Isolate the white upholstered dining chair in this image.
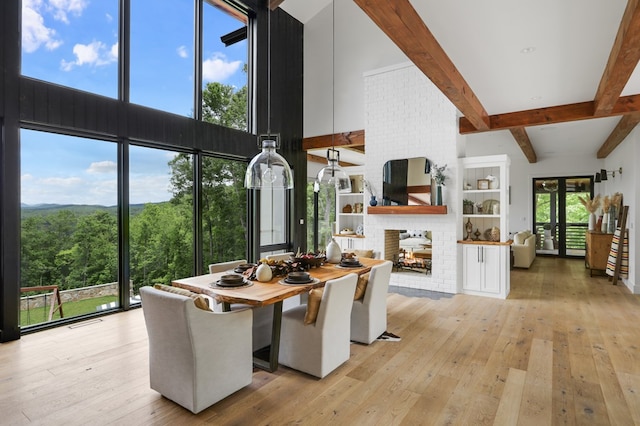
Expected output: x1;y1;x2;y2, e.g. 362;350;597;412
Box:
140;286;252;414
208;259;272;351
266;252;308;306
208;259;247;274
350;260;393;344
278;273;358;378
265;252;294;262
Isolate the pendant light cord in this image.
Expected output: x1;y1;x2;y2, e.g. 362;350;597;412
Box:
331;0;335;176
267;7;272;137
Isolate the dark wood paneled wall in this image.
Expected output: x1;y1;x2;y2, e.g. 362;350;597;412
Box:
1;1;304;342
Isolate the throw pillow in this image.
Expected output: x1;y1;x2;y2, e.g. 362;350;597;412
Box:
154;284;211;311
353;249;374;259
304;287;325;325
399;232;410;240
354;272;370;300
513;233;525;245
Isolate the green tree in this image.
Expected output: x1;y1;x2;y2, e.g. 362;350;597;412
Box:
21;210;78;289
67;211;117;288
202;66;247;131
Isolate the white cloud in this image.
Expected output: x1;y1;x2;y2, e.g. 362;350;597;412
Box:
60;40;118;71
177;45;189;59
22;2;63;53
203;53;242;82
48;0;89;24
87;160;117;174
129;175;173;204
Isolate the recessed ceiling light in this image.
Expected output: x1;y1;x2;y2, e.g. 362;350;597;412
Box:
530;96;541;100
521;47;536;54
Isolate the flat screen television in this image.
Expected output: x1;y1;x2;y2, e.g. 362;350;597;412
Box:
382;157;432;206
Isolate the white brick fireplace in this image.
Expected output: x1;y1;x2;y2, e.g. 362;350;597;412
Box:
363;63;461;293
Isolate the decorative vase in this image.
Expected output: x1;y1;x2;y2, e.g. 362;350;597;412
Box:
255;262;273;282
369;195;377;206
326;238;342;263
435;185;443;206
601;213;609;233
465;218;473;241
588;213;596;231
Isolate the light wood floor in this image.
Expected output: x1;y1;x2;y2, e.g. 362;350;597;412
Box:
2;257;640;425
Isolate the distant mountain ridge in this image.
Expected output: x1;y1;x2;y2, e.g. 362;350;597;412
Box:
21;203;158;218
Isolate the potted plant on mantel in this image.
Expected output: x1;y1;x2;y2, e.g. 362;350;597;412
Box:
463;199;474;214
364;180;377;206
432;163;447;206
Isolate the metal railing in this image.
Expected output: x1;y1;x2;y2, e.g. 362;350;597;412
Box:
534;222;587;251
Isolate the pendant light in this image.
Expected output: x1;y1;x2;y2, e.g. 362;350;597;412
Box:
244;5;294;189
314;0;352;194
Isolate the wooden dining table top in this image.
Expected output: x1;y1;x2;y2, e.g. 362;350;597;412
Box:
172;257;384;307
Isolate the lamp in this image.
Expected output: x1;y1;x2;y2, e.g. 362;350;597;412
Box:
314;0;352;194
598;167;623;181
244;5;293;189
316;148;352;192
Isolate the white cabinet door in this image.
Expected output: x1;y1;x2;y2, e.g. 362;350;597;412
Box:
480;245;501;293
462;245;482;291
462;244;503;294
334;236;366;251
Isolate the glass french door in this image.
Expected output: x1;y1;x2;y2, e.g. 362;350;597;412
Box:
533;176;593;257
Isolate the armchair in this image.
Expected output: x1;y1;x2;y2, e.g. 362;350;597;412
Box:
512;230;536;268
140;286;252;414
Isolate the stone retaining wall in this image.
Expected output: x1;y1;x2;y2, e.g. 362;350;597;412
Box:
20;282;119;310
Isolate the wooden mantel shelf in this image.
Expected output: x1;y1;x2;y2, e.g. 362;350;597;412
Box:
368;205;447;215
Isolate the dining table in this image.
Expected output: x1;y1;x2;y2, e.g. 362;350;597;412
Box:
172;257;384;372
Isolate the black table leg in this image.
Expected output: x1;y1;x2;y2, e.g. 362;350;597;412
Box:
252;300;283;372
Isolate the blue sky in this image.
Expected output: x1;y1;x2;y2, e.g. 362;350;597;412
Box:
21;130;182;206
20;0;248;206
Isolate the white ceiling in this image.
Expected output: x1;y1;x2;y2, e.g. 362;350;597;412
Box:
280;0;639;164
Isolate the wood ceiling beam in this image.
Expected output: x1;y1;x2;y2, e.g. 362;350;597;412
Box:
269;0;285;11
509;127;537;163
597;112;640;158
306;153;358;167
459;93;640;134
353;0;490;131
302;130;365;150
593;0;640;116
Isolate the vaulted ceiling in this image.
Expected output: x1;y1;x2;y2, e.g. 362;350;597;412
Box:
276;0;640;164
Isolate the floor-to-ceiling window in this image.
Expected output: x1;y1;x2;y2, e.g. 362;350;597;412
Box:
3;1;303;342
534;177;592;257
20;130;119;327
308;180;336;253
21;0;118;98
200;156;248;272
129;146;194;298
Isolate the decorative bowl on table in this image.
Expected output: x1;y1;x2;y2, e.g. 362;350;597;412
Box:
284;271;312;284
292;254;326;269
217;274;245;287
339;256;362;267
234;263;255;273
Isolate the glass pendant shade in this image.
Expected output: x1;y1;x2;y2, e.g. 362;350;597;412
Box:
315;149;351;193
244;139;294;189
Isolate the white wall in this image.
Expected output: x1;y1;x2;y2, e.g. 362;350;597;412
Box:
364;63;458;293
303;1;407;138
603;128;638;292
